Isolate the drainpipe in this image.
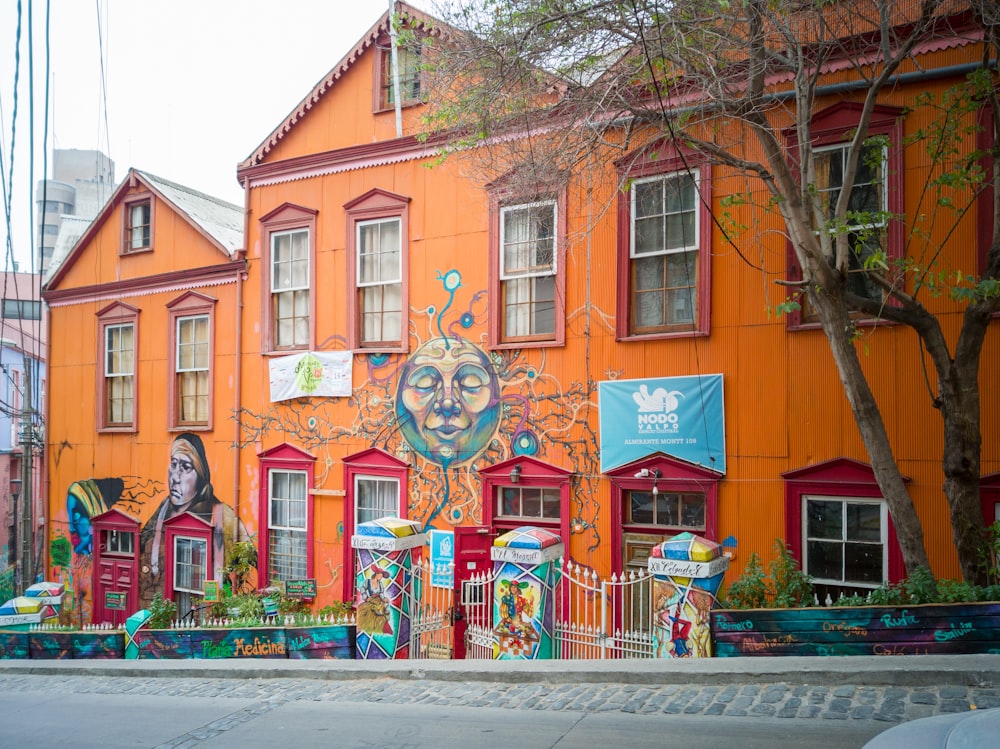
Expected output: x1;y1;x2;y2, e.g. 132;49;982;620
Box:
233;179;249;546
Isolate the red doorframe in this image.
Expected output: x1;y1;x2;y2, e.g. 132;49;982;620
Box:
91;508;139;626
452;525;494;659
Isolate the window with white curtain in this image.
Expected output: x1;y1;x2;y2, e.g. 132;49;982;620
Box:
500;201;556;341
105;323;134;425
357;218;402;346
268;469;308;582
355;476;400;526
126;200;151;251
271;229;310;349
176;314;209;425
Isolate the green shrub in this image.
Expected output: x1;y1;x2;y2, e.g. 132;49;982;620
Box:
769;540;814;607
147;593;177;629
724;552;769;608
723;540;814;609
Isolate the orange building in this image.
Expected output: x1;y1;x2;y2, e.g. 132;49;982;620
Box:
43;3;999;629
43;169;246;624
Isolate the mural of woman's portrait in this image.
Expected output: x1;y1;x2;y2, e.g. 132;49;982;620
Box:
395;337;501;468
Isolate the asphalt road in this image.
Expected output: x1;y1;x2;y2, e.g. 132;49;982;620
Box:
0;679;890;748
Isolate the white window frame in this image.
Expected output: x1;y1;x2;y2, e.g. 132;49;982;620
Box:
356;217;403;345
500;200;557;340
175;314;210;425
173;535;208;595
270;228;311;350
629;170;700;329
126;200;151;251
814;141;888;234
105;322;134;425
802;495;888;589
354;475;400;527
495;485;561;524
267;468;309;582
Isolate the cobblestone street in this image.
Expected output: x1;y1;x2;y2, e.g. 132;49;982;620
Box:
1;673;994;724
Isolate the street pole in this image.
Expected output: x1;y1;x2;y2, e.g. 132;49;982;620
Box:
19;359;33;594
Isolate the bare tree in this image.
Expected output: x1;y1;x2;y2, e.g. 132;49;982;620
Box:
415;0;999;581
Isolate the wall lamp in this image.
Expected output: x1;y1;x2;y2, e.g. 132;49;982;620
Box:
634;467;662;496
509;464;522;483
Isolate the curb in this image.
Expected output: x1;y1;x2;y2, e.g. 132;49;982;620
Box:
2;654;1000;688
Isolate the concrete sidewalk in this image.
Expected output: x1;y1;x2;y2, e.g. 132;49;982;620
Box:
3;653;1000;688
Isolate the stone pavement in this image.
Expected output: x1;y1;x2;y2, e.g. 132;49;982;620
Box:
2;672;995;725
2;654;1000;725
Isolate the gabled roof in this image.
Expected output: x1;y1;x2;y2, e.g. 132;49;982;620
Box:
141;171;243;253
44;168;243;291
238;1;445;170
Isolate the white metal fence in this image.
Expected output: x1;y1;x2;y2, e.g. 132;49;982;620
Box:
456;558;657;660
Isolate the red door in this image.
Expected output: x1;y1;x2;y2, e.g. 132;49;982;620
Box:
452;525;494;658
94;556;135;626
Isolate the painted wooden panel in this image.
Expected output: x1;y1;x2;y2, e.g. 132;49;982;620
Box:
28;631;75;659
72;632;125;659
0;632;29;659
285;625;356;659
713;603;1000;657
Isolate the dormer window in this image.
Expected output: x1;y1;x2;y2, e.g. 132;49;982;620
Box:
121;194;153;254
375;36;422;111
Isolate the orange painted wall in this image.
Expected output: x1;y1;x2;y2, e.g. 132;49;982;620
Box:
234;32;999;612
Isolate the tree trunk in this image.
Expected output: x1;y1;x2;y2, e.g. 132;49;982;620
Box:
809;289;932;576
940;335;989;585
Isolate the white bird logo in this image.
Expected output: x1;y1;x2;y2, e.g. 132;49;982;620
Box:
633;385;684;413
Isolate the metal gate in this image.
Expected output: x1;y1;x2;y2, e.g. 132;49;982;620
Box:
452;559;657;660
553;559;656;659
407;558;456;659
461;567;497;659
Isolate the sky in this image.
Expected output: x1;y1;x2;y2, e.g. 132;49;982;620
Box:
1;0;433;274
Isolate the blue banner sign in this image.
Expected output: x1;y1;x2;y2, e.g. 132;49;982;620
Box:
598;374;726;474
428;530;455;589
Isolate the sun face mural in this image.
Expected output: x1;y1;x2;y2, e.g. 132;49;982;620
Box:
395;336;501;468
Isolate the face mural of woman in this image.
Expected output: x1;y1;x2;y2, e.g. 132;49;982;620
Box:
395;337;502;467
168;438;206;509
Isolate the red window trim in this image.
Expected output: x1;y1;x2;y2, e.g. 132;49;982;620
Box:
120;192;154;255
342;447;411;600
344;188;411;354
163;512;213;605
486;182;567;349
981;472;1000;525
606;453;721;576
782;457;905;584
615;141;713;340
96;301;140;433
478;456;573;541
166;291;217;431
784;102;905;330
259;203;318;354
257;443;317;589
